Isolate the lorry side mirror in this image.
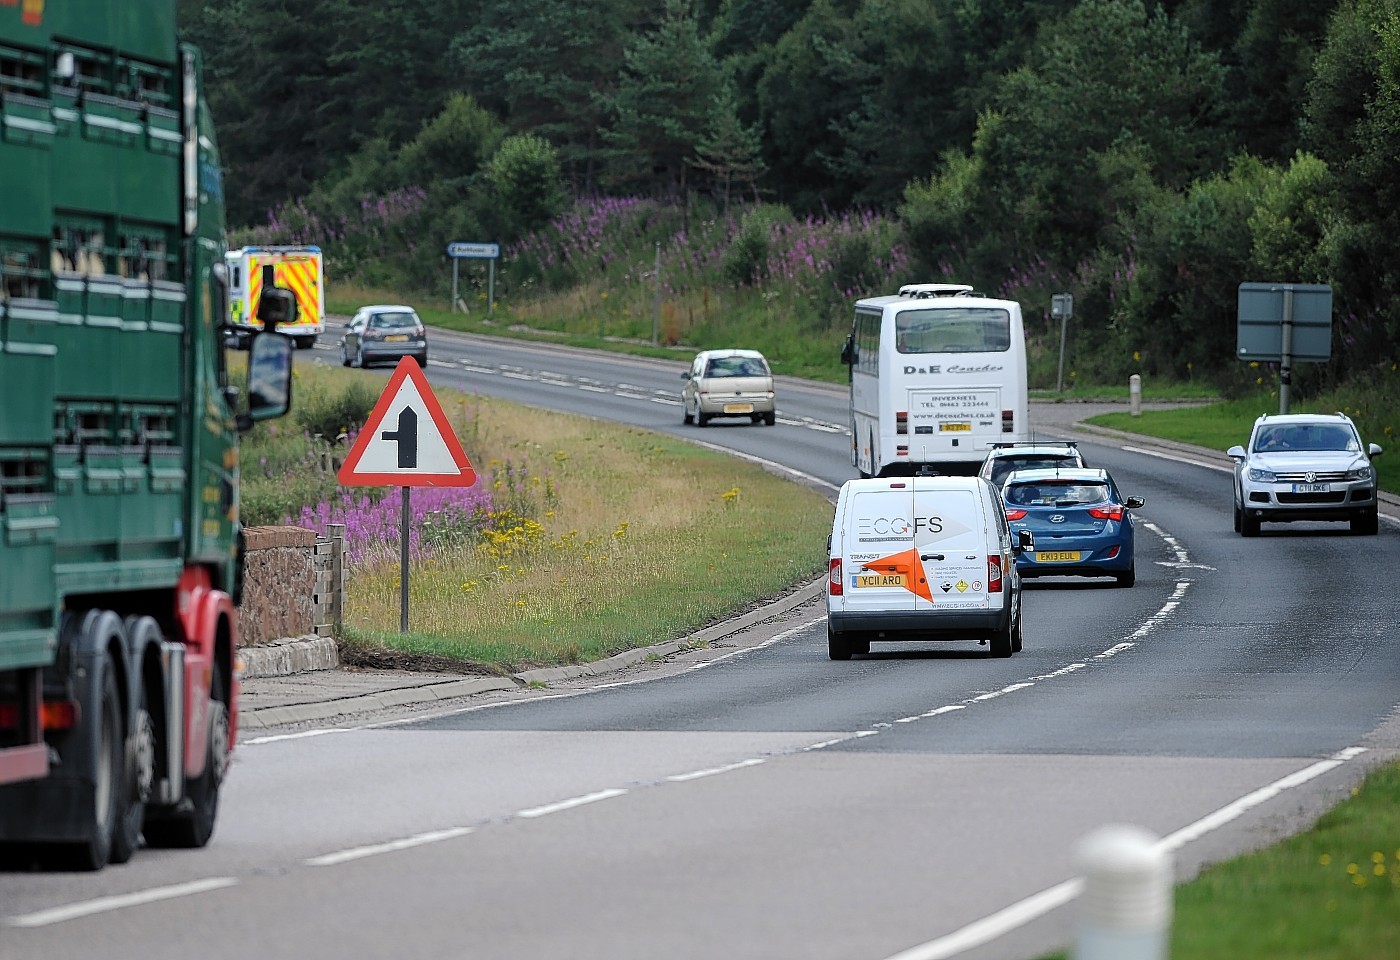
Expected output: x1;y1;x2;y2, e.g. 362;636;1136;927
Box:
257;286;299;326
238;332;294;431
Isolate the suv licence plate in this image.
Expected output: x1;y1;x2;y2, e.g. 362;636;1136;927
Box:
1292;483;1330;493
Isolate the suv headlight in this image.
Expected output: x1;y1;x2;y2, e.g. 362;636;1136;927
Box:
1346;465;1373;481
1247;466;1277;482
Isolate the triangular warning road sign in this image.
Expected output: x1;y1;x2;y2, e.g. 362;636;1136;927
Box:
337;357;478;487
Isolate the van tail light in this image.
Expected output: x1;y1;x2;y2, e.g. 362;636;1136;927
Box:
896;411;908;435
1002;409;1015;433
988;555;1003;593
1088;505;1124;521
1005;508;1027;520
828;558;843;596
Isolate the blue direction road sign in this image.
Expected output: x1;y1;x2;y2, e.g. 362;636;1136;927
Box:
446;241;499;259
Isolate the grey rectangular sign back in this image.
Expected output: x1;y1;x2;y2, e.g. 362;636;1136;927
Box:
1236;282;1332;362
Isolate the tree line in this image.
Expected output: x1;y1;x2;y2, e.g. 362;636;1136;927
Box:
179;0;1400;389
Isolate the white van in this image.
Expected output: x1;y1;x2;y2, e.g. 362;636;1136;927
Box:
825;475;1032;659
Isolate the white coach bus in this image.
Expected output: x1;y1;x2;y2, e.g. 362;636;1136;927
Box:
840;283;1029;477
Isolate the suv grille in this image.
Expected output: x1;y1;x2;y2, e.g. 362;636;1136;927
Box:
1273;470;1347;482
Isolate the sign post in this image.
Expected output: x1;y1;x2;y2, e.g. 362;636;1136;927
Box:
1052;293;1074;392
446;241;500;315
337;357;478;631
1236;283;1332;415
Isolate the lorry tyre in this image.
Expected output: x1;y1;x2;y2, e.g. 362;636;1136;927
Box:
110;684;155;865
67;665;123;871
296;335;315;350
144;666;227;849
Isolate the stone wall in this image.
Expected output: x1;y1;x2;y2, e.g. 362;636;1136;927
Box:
237;524;344;648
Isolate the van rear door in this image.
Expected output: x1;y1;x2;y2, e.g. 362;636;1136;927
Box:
839;484;918;614
909;486;992;612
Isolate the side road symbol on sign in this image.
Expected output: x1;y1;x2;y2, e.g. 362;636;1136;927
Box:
337;357;478;487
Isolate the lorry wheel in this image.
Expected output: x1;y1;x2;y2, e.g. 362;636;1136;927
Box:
296;336;316;350
66;667;123;871
144;667;227;849
110;686;155;865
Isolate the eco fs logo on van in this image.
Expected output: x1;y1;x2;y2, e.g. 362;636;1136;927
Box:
856;515;971;545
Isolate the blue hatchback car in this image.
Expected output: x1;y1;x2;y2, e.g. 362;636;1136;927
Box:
1001;467;1144;587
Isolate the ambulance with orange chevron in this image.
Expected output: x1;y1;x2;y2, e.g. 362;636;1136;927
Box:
225;244;325;349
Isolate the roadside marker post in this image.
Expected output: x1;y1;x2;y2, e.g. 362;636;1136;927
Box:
338;357;478;631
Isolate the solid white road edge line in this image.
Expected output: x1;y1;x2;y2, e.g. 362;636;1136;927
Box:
878;746;1369;960
6;877;239;929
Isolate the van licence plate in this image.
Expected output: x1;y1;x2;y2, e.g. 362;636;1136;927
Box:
385;334;409;342
940;422;971;432
1036;550;1081;562
1292;482;1330;493
723;403;753;414
855;573;907;588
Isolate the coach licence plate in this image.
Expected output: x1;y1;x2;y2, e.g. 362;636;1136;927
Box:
940;422;971;432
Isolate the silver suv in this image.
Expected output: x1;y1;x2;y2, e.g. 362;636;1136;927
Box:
1227;413;1382;536
978;442;1085;489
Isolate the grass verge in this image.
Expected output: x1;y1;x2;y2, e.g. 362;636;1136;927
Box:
251;358;832;670
1036;759;1400;959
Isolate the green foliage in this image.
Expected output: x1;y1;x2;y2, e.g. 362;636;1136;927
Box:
599;0;725;195
293;378;380;443
721;204;789;287
399;93;505;191
484;134;567;239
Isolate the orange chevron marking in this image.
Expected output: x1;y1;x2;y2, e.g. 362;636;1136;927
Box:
860;548;932;602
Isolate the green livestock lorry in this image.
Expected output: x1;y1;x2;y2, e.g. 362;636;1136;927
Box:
0;2;295;869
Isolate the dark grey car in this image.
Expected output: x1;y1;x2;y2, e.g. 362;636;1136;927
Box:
341;305;428;368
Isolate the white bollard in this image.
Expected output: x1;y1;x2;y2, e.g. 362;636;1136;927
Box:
1073;824;1172;960
1129;374;1142;417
